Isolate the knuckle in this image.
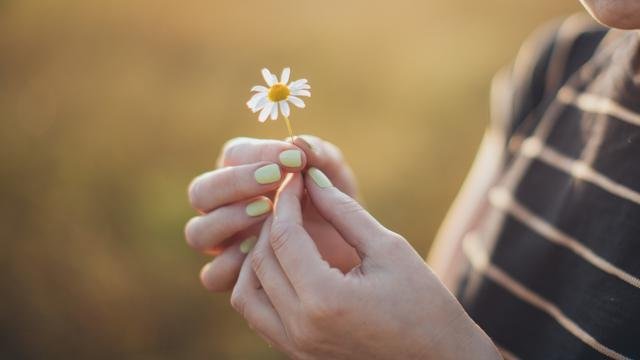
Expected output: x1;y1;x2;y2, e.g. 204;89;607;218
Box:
228;167;246;197
381;230;408;254
290;326;315;352
191;169;238;212
258;142;274;162
187;177;201;208
226;211;246;232
306;301;334;323
184;217;201;248
335;197;363;217
230;288;246;316
222;137;245;154
269;221;295;252
385;229;406;242
305;297;339;322
221;137;246;165
250;250;268;276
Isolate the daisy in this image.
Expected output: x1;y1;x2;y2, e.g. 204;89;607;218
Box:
246;67;311;138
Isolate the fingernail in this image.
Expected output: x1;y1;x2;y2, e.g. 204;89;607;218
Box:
246;198;272;217
279;149;302;168
239;236;257;254
254;164;281;184
308;167;332;188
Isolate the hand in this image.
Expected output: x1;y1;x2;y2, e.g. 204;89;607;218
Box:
231;171;500;359
185;136;360;291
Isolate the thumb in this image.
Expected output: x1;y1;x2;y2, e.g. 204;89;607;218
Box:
304;167;394;264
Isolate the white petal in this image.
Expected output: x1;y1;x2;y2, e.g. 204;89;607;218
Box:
287;96;306;108
247;92;267;109
279;101;290;117
262;68;275;86
290;83;311;91
271;74;278;84
270;102;279;120
288;79;308;88
251;85;268;93
291;90;311;97
251;96;268;113
259;102;273;122
280;68;290;84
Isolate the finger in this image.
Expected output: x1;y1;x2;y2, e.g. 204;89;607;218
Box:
250;217;299;316
304;167;390;261
292;135;358;197
220;137;307;170
207;222;262;255
271;173;334;291
185;196;272;251
189;162;282;212
200;234;257;292
231;247;291;352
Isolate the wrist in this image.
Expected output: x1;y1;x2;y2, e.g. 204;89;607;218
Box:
429;310;501;360
460;320;502;360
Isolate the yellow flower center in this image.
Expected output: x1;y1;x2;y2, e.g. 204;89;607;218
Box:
268;83;290;102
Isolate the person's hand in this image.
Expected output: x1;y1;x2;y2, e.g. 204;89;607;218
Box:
185;136;360;292
231;171;500;359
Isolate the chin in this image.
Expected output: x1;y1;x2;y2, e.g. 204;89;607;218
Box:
580;0;640;29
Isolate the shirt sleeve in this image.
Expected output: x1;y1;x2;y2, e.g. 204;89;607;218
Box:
488;19;563;143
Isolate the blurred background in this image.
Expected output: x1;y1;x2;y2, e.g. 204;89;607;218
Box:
1;0;582;358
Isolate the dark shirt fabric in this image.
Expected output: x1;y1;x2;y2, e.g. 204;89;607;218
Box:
456;14;640;360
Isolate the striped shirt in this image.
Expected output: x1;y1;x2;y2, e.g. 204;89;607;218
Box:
455;14;640;360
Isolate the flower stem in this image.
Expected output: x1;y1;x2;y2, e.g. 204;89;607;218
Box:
283;116;295;142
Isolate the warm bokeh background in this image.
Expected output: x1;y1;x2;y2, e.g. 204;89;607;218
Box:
1;0;582;358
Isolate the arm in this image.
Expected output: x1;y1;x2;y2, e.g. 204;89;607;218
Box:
230;171;501;359
428;125;507;291
429;17;572;291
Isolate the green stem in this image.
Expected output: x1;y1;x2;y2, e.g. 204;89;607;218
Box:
284;116;295;142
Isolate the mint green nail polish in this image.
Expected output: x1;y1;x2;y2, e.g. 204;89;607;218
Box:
240;236;257;254
246;198;271;217
254;164;281;184
279;149;302;168
308;167;332;188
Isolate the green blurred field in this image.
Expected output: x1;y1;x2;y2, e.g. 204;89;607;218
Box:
1;0;581;358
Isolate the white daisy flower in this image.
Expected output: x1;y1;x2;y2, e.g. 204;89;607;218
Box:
246;67;311;123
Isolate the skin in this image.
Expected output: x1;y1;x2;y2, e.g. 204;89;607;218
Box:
230;173;500;359
580;0;640;29
186;136;499;358
429;2;640;289
186;136;360;291
184;4;640;356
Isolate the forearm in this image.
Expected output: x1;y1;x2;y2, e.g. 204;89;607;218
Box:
428;128;506;290
433;313;502;360
421;304;502;360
